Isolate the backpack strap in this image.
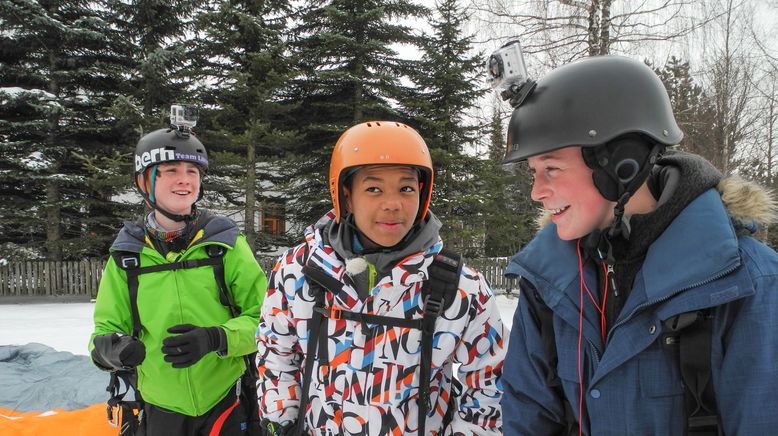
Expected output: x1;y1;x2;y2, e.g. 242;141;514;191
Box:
662;310;720;436
417;248;462;435
295;244;328;436
204;245;240;317
203;244;263;433
111;250;227;336
111;252;143;338
106;370;144;433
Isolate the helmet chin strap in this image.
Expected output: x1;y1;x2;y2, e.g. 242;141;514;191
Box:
585;142;664;263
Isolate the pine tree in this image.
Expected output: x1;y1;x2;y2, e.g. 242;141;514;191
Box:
403;0;499;256
189;0;298;252
654;56;717;164
282;0;427;229
106;0;201;119
483;107;538;256
1;0;136;260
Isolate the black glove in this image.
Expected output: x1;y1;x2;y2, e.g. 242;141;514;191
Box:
161;324;225;368
260;418;297;436
91;333;146;371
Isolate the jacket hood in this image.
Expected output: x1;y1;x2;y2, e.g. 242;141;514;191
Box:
717;175;778;233
110;209;240;253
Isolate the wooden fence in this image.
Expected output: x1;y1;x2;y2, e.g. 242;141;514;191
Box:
0;256;516;299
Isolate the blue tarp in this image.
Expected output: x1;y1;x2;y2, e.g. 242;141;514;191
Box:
0;343;108;411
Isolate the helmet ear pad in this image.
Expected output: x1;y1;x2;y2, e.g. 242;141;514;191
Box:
581;134;661;202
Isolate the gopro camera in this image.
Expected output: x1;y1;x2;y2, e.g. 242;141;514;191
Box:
169;104;198;131
487;41;528;90
487;41;535;107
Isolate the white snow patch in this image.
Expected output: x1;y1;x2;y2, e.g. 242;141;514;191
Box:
0;295;519;356
0;87;55;99
21;151;54;170
0;303;94;356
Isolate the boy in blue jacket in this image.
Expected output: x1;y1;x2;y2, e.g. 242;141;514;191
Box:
500;55;778;435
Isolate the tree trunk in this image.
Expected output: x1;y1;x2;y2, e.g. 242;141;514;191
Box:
45;180;62;261
599;0;612;55
46;25;62;261
354;60;364;123
587;0;601;56
244;141;257;252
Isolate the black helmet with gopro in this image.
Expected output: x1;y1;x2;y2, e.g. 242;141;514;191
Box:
503;55;682;244
134;104;209;223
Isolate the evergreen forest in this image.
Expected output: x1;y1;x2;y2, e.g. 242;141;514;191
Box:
2;0;777;261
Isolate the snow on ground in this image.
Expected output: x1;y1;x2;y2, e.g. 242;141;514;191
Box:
0;294;519;355
0;303;96;356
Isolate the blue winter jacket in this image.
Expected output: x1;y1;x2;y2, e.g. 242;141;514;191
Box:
502;185;778;435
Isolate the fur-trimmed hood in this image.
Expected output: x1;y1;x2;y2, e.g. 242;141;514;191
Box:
717;175;778;232
534;174;777;234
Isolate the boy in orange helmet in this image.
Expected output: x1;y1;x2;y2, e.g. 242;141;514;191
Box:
256;121;507;435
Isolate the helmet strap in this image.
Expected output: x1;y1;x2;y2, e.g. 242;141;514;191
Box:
582;136;664;244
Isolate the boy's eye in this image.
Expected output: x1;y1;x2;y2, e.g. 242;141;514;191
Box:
401;186;416;192
366;187;381;193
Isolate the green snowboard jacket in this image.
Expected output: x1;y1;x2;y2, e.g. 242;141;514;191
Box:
90;211;267;416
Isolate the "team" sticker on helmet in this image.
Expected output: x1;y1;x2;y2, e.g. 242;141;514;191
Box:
175;153;208;166
135;147;175;171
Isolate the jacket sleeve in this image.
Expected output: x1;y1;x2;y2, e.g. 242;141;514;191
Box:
714;248;778;434
220;235;268;357
501;278;570;435
89;257;134;355
256;248;305;425
447;269;507;435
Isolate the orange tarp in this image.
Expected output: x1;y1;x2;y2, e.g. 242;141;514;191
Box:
0;404;117;436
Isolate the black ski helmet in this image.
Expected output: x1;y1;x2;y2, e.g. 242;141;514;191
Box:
504;55;682;202
134;128;209;221
504;55;682;162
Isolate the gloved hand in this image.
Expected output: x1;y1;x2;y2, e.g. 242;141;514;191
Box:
161;324;225;368
91;333;146;371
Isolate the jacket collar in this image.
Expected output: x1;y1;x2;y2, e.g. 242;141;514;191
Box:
304;211;442;314
110;209;239;254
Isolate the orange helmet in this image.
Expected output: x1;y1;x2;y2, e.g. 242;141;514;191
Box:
329;121;434;223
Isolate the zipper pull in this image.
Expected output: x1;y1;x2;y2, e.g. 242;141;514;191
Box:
606;263;618;297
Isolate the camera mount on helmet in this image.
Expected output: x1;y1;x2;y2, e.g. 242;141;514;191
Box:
487;40;537;108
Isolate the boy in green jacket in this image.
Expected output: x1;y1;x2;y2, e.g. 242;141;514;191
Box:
90;121;267;435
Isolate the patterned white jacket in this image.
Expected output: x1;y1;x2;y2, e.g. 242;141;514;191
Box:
256;211;507;435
